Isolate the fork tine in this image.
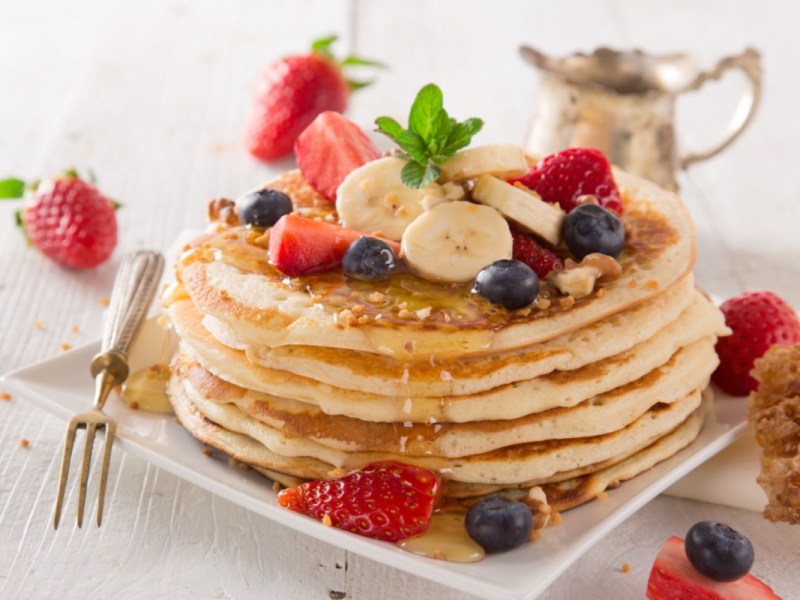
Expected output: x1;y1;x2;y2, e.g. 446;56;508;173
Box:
54;420;80;529
96;422;116;527
76;423;97;528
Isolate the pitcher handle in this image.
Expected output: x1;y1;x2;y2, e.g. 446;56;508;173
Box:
679;48;762;169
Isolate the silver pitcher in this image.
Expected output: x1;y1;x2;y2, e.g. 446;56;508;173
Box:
521;46;762;190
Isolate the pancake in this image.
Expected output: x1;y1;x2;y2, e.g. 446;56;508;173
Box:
169;287;724;423
175;168;695;359
192;273;698;399
171;365;704;485
173;335;716;457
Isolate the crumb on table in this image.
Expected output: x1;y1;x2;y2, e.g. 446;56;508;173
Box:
0;392;11;401
34;320;44;330
19;439;30;448
621;562;631;573
60;342;72;352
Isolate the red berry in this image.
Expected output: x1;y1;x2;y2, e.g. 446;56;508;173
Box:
295;111;381;201
277;461;441;542
511;147;623;214
21;175;117;269
511;230;562;278
647;536;780;600
268;214;398;276
712;291;800;396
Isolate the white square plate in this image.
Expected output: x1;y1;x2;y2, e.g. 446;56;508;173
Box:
0;317;747;600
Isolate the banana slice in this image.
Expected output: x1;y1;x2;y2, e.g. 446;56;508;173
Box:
440;144;529;182
472;175;565;246
336;156;427;241
401;201;512;283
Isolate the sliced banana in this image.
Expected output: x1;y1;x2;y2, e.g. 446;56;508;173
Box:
472;175;565;246
401;201;512;283
336;156;427;241
440;144;529;183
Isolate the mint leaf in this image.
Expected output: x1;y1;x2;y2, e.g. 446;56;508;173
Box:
0;178;25;199
375;83;483;188
401;161;440;188
443;118;484;154
408;83;443;141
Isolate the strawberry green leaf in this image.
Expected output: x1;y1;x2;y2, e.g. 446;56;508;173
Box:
347;78;375;92
341;56;386;68
0;178;25;199
401;161;440;189
311;34;338;60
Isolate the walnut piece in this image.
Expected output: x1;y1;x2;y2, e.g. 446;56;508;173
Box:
207;198;240;226
548;253;622;299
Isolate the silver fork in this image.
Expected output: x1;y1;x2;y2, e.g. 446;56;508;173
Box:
53;250;165;528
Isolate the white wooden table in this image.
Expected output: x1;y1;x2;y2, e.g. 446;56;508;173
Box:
2;1;799;598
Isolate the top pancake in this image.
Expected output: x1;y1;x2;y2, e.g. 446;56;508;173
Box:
173;167;695;359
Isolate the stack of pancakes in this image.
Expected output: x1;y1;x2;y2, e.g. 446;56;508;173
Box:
165;167;729;511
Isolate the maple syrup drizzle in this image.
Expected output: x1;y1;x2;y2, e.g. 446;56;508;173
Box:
397;511;485;563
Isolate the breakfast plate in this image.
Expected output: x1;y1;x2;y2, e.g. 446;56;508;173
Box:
0;312;748;600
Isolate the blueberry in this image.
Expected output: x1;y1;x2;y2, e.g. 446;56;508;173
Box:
562;203;625;260
342;237;397;280
465;496;532;553
685;521;754;582
237;188;293;228
473;259;539;310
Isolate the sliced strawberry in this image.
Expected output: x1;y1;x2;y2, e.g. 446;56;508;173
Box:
712;291;800;396
511;147;623;214
278;461;441;542
647;537;781;600
294;111;381;202
268;214;399;276
511;229;562;278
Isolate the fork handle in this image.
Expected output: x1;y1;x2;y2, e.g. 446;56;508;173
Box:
101;250;165;357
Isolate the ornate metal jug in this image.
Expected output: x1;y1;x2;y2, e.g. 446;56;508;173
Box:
521;46;762;190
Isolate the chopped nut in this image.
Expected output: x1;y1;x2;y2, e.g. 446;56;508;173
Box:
524;486;552;533
397;309;410;319
322;513;333;527
550;511;563;525
252;231;270;248
415;307;432;320
272;481;282;492
129;401;140;410
559;295;575;309
349;291;361;299
356;315;369;325
207;198;239;226
596;287;606;298
440;370;454;382
202;448;213;457
33;320;44;330
328;467;347;478
536;297;551;310
60;342;72;352
621;563;631;574
0;392;11;401
516;307;532;317
404;340;416;354
19;439;30;448
337;309;357;327
350;304;366;316
549;253;622;299
596;491;608;501
432;550;446;561
367;291;385;303
575;194;599;206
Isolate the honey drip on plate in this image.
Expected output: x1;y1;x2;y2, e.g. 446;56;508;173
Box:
397;511;485;563
121;364;172;413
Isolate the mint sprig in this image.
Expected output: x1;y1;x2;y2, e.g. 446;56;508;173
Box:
375;84;483;188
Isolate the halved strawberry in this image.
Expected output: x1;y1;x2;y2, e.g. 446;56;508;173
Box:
278;461;441;542
511;147;623;214
294;111;381;202
647;536;781;600
268;214;399;276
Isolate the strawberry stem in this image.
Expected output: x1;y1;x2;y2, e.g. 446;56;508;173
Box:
309;34;384;94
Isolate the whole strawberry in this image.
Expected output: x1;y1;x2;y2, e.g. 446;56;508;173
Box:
511;229;563;278
246;35;382;161
277;461;441;542
511;147;623;214
3;171;118;269
713;291;800;395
